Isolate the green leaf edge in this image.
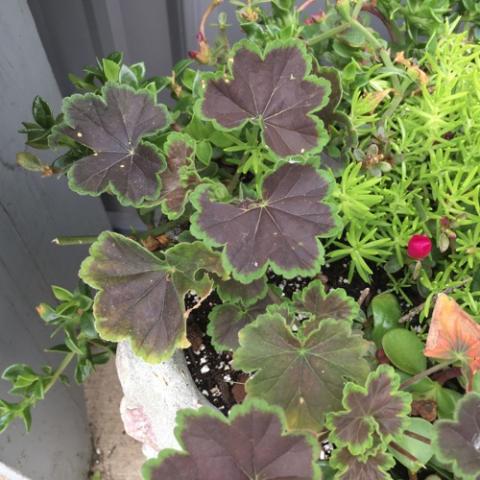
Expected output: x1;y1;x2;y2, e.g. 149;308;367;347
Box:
141;398;322;480
326;365;412;457
142;131;199;219
217;277;269;307
59;82;171;207
432;392;480;480
194;38;332;158
292;279;360;323
207;302;248;352
329;444;395;480
189;164;342;283
78;231;185;363
234;312;371;432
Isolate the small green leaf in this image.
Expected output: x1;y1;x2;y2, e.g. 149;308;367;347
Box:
382;328;427;375
75;358;94;384
369;293;401;347
91;351;111;365
102;58;120;82
51;285;74;302
119;64;138;87
32;96;54;129
16;152;44;172
196;140;213;165
20;407;32;432
389;418;434;473
46;344;70;354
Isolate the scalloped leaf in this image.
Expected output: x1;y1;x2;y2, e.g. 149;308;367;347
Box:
424;294;480;378
293;279;359;331
208;290;278;352
191;163;339;282
156;133;200;219
315;66;357;174
79;234;224;363
217;277;268;307
164;241;226;299
330;447;395;480
199;40;331;157
79;232;184;362
234;312;370;432
433;392;480;480
142;399;321;480
326;365;411;456
61;84;170;206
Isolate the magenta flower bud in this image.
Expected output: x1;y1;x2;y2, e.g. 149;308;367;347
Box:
407;234;432;260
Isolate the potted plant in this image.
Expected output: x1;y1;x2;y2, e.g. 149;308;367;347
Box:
3;0;480;478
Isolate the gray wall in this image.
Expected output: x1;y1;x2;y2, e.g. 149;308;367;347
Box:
0;1;110;479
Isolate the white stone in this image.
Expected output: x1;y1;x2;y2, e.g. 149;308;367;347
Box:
116;341;213;458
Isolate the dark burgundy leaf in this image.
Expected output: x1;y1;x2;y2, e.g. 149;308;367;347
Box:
191;163;339;282
79;232;184;363
200;41;330;157
208;291;277;352
156;133;200;219
326;365;411;455
330;447;395;480
234;311;370;432
63;84;169;206
217;277;268;306
293;279;359;332
433;392;480;480
142;400;321;480
316;66;342;122
315;67;357;174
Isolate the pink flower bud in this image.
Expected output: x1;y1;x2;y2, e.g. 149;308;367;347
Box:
407;234;432;260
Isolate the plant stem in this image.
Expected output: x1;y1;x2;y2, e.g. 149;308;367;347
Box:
199;0;224;39
352;0;364;19
53;236;98;246
44;352;75;396
379;48;401;91
389;441;419;463
398;278;471;323
137;217;187;239
297;0;316;13
307;22;351;45
53;217;187;247
400;360;452;390
404;429;431;445
361;2;400;44
350;17;382;49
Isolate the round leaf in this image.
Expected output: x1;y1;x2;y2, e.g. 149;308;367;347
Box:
369;293;401;347
382;328;426;375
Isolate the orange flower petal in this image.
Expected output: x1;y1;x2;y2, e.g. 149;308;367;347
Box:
424;294;480;368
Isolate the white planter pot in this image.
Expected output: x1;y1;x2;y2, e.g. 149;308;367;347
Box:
115;341;212;458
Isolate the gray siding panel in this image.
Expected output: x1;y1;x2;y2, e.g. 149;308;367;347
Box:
0;1;110;478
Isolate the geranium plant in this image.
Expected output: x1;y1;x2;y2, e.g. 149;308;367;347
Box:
4;0;480;479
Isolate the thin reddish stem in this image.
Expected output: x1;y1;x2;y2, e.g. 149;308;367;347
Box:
199;0;224;40
298;0;316;13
